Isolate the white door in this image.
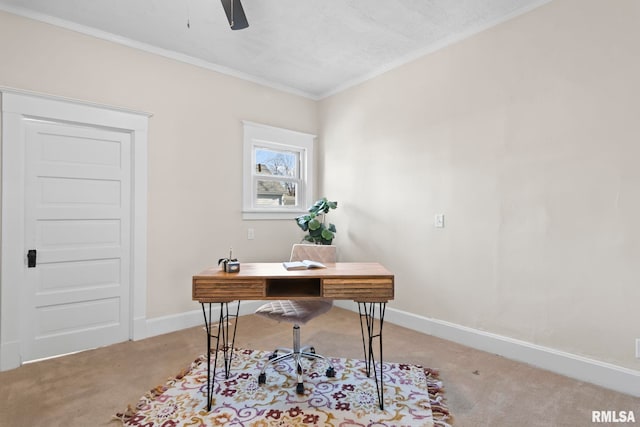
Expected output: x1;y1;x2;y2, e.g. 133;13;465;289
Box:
21;119;131;361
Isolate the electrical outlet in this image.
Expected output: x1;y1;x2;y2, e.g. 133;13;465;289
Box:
636;339;640;359
247;228;255;240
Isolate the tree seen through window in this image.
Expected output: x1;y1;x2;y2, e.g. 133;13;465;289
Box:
255;147;298;205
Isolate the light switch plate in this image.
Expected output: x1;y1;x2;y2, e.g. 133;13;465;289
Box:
434;214;445;228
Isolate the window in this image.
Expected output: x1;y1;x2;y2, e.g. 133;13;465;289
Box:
242;121;315;220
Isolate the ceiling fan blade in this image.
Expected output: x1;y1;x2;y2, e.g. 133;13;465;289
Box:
221;0;249;30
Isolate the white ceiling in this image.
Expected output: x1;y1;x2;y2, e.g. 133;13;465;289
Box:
0;0;550;99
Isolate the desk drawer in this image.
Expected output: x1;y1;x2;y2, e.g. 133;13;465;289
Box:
323;278;394;301
193;280;264;301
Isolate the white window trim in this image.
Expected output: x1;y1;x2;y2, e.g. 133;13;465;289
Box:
242;121;315;220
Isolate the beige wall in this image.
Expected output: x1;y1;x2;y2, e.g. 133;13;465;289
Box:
319;0;640;370
0;10;317;318
2;0;639;372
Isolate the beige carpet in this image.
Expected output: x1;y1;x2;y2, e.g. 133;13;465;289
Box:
0;307;637;426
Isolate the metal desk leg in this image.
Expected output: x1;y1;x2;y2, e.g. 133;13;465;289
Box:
358;302;387;410
201;301;240;411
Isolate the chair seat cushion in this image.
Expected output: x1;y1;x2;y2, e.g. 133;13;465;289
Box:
255;300;333;324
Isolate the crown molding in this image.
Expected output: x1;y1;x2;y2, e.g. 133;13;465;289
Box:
0;3;317;100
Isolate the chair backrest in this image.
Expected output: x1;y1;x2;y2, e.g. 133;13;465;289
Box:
289;244;337;263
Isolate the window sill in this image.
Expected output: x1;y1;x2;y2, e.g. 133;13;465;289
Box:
242;210;305;221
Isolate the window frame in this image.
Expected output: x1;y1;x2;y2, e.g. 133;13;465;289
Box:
242;121;315;220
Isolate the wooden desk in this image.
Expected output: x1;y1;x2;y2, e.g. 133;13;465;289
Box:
193;262;394;302
192;262;395;410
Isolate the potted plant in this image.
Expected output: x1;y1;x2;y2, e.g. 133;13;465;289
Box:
295;197;338;245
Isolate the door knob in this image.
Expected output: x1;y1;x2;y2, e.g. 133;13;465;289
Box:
27;249;37;268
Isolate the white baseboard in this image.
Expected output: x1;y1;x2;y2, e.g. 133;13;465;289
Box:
142;301;265;339
334;301;639;397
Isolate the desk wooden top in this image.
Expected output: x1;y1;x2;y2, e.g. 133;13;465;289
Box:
193;262;394;303
193;262;393;280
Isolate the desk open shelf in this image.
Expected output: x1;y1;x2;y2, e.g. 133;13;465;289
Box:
265;278;321;297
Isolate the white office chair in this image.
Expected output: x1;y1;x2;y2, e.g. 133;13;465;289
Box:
255;244;337;394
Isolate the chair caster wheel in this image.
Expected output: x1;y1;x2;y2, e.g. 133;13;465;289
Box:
258;373;266;384
268;352;278;360
296;383;305;394
326;367;336;377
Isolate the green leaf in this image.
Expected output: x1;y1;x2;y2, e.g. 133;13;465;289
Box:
321;229;334;240
295;217;308;231
309;218;321;230
309;228;322;238
309;199;324;213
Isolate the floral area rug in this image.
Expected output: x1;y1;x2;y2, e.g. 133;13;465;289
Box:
116;349;451;426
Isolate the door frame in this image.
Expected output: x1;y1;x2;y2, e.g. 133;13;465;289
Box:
0;89;150;371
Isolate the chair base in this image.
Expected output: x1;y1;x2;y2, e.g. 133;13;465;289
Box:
257;324;335;394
